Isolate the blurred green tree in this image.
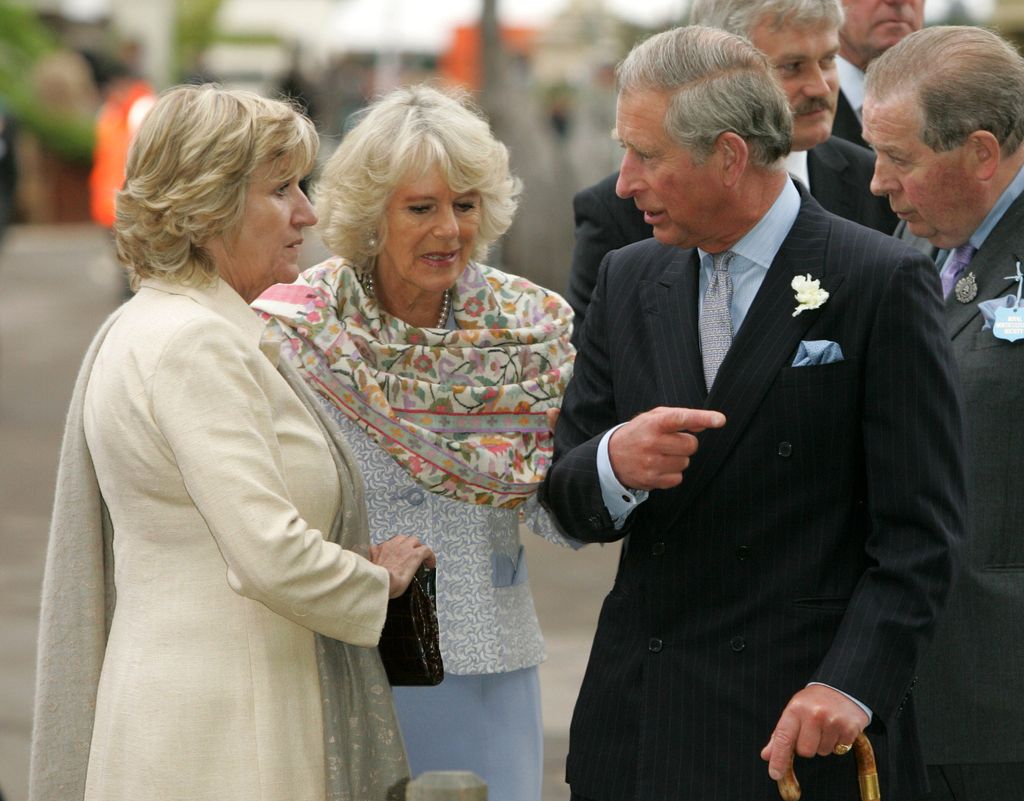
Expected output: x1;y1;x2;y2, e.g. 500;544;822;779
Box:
0;0;95;162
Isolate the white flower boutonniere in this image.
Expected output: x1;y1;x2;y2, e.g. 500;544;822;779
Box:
792;274;829;316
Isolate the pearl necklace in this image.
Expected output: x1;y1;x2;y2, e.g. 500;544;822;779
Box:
358;270;452;329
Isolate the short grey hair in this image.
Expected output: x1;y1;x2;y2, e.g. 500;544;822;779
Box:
690;0;844;38
616;25;792;167
315;84;520;268
866;25;1024;154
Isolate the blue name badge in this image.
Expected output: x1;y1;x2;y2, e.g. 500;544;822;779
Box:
994;306;1024;342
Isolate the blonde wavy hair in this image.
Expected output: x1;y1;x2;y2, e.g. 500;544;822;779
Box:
115;84;318;290
315;84;520;268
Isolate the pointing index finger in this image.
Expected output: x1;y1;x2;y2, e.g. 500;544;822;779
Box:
662;407;726;433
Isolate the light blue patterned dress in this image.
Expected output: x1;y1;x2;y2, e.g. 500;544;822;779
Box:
322;405;574;801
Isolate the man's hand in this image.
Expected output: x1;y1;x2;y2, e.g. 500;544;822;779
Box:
607;406;726;490
760;684;870;781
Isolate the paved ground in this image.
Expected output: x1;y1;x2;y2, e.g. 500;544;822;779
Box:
0;225;619;801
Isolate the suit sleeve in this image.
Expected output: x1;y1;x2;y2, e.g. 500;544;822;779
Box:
151;317;390;647
543;250;633;543
812;251;967;725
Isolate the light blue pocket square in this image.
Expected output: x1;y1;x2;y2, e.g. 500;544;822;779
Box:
792;340;844;367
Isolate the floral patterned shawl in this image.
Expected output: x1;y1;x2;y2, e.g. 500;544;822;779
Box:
255;257;575;508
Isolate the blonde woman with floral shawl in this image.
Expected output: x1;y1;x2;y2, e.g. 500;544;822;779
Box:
255;84;577;801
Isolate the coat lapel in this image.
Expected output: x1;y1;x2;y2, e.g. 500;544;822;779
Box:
806;142;847;215
639;248;707;410
946;192;1024;339
669;192;844;512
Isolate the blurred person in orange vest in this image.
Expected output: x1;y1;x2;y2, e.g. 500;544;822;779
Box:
89;60;154;230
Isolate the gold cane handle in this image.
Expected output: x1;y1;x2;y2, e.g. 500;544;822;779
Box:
776;733;879;801
853;733;880;800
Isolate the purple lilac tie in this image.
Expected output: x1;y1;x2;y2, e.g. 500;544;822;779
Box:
940;243;977;298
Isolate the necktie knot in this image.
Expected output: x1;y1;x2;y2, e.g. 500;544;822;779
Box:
940;243;977;298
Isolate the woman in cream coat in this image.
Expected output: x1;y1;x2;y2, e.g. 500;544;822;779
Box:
29;85;433;801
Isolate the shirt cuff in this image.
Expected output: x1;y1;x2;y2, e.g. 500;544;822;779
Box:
597;424;649;529
807;682;873;724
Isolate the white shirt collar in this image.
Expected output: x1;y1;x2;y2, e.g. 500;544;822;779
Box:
836;55;866;121
784;150;810;189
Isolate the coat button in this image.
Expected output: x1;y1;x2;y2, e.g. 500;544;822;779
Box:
730;636;746;653
778;441;793;457
651;541;666;556
737;545;751;561
649;638;663;653
587;514;603;527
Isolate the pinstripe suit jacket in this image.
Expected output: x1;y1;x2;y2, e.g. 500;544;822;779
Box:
897;192;1024;765
543;189;967;800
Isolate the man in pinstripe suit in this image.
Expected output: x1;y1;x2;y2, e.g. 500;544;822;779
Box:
542;24;966;801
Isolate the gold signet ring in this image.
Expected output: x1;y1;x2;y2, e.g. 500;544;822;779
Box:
833;742;852;756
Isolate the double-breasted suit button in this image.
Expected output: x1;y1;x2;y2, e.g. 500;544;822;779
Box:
730;636;746;652
736;545;751;561
651;541;666;556
587;514;603;528
777;441;793;457
648;638;663;653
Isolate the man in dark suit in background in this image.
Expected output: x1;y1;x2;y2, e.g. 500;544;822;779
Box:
566;0;896;339
833;0;923;148
543;24;966;801
863;25;1024;801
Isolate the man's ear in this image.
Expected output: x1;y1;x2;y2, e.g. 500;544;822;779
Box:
965;130;1001;181
715;131;749;186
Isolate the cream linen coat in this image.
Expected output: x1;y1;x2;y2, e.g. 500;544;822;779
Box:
74;277;389;801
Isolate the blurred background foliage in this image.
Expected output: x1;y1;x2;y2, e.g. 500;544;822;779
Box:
0;0;94;161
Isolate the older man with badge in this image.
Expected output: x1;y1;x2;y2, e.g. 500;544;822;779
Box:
864;24;1024;801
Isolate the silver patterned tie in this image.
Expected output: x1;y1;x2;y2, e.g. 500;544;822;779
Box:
700;251;734;391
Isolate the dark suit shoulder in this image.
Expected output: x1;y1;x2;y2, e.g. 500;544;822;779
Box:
814;135;875;169
567;170;653;343
602;236;683;286
808;136;898;235
573;171;652;244
792;188;928;278
832;89;866;149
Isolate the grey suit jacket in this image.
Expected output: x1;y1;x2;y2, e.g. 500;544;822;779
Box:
900;194;1024;764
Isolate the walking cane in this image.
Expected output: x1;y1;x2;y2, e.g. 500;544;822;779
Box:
776;733;880;801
